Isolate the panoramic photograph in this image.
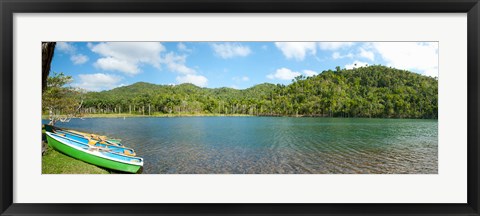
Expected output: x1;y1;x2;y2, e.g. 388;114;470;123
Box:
41;41;438;174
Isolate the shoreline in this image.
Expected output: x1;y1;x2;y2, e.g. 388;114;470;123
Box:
42;113;438;120
42;129;111;174
42;113;255;119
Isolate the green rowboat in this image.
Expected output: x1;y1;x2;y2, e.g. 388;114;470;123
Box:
45;131;143;173
52;129;136;156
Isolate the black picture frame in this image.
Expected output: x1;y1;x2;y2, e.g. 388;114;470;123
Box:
1;0;479;215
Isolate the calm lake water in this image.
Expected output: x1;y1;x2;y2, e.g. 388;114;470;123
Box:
48;117;438;174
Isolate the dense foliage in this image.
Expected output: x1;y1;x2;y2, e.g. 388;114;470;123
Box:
80;65;437;119
42;72;84;124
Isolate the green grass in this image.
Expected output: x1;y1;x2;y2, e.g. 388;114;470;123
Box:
42;128;110;174
42;145;111;174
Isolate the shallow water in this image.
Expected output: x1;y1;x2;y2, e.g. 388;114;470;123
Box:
49;117;438;174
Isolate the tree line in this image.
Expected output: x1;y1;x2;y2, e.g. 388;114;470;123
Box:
74;65;437;119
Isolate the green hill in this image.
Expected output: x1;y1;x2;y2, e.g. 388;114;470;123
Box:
82;65;437;118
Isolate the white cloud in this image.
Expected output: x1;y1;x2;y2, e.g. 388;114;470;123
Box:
233;76;250;82
332;52;354;59
303;70;318;77
345;60;369;69
177;43;192;52
70;54;89;65
161;52;196;75
90;42;165;75
371;42;438;77
423;69;439;77
212;43;251;59
57;42;76;54
318;42;354;51
176;74;208;87
159;52;205;86
57;42;90;65
359;47;375;61
274;42;316;61
332;52;341;59
73;73;122;91
358;48;375;61
267;68;302;80
95;57;140;75
330;45;373;61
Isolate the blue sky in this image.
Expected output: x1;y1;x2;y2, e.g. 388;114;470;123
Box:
50;42;438;91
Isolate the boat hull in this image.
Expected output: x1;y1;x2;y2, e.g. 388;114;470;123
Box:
46;133;142;173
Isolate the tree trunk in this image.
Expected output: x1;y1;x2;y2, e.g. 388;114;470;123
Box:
42;42;56;93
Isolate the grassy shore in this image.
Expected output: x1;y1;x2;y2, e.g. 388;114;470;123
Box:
42;145;111;174
42;130;110;174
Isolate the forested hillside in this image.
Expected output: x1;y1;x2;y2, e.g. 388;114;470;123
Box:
81;65;438;118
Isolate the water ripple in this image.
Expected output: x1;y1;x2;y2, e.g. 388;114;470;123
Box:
50;117;438;174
